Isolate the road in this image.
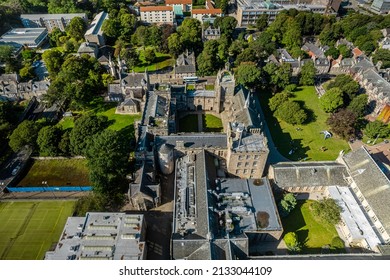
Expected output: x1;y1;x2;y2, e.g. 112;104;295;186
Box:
0;147;32;193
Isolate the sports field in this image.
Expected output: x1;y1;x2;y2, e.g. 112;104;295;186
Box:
0;200;75;260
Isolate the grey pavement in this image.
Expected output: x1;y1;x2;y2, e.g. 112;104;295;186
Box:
254;93;290;164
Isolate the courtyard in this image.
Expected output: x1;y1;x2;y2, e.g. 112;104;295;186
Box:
178;113;223;133
260;86;350;161
282;200;345;254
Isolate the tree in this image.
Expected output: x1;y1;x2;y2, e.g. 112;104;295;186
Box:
249;31;276;60
338;44;352;58
19;64;35;80
132;26;150;46
168;33;183;58
311;198;341;225
42;49;63;77
282;18;302;50
0;45;14;63
87;129;130;195
373;48;390;68
37;125;62;156
365;120;390;139
48;0;79;14
159;24;175;53
327;74;360;103
197;40;222;76
275;100;307;125
278;193;297;217
9;120;40;152
58;129;71;156
284;232;302;253
49;27;66;47
327;109;357;140
214;16;237;38
70;114;108;156
325;46;340;59
235;63;262;89
348;94;368;117
256;14;269;31
0;45;15;72
120;47;139;69
102;18;120;39
177;18;202;52
45;55;104;108
299;60;316;86
320;88;344;113
66;17;86;41
264;62;291;92
143;48;156;65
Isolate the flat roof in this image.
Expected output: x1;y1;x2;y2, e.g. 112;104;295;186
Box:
140;6;173;12
45;213;146;260
85;11;108;36
21;13;86;20
0;28;47;45
328;186;382;252
156;133;228;149
166;0;192;4
192;8;222;14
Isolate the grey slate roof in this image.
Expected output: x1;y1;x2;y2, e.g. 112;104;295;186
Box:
273;161;348;188
175;50;196;74
302;42;326;58
231;86;262;129
351;58;375;73
155;133;227;149
342;147;390;235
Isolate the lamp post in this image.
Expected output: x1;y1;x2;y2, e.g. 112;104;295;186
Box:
42;181;56;199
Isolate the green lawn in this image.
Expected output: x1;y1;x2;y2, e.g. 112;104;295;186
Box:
0;200;76;259
203;114;223;132
260;86;350;161
97;107;141;132
132;47;175;73
282;200;344;254
17;159;90;187
57;101;141;133
179;114;199;132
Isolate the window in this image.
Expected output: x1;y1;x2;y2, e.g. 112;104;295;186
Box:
238;155;244;160
244;169;248;174
246;155;251;160
235;170;239;175
237;162;242;167
253;161;258;167
251;169;256;174
254;155;260;160
245;162;250;167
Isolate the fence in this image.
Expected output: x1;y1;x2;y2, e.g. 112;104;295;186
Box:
6;186;92;192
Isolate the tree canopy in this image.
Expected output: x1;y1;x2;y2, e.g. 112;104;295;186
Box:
9;120;40;152
70;114;108;156
364;120;390;139
320;88;344;113
37;125;62;156
275;100;307;125
235;63;262;89
299;61;316;86
327;109;357;140
311;198;341;225
87;129;130;196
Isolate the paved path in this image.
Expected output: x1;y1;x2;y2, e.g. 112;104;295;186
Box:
197;113;203;132
254;94;290;165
